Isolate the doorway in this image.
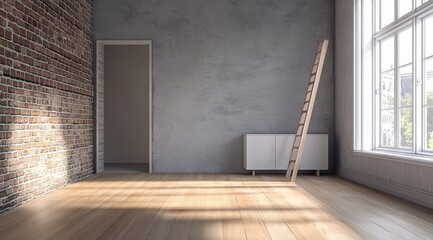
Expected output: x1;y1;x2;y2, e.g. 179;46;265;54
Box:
95;40;152;173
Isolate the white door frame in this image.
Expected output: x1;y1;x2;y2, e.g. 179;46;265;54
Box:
95;40;153;173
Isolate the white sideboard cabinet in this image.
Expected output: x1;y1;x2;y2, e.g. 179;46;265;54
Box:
244;134;328;175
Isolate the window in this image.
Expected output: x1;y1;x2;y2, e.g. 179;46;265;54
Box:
356;0;433;156
377;26;414;150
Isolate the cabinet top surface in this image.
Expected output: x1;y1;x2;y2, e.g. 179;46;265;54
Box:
244;133;328;136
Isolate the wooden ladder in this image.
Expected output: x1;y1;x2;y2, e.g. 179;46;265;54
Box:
286;40;329;182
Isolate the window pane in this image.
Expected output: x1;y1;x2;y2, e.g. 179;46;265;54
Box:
425;15;433;58
398;0;412;17
398;27;412;66
381;36;395;71
382;70;395;109
426;107;433;150
399;108;413;148
381;110;395;147
381;0;395;28
426;58;433;105
399;65;413;106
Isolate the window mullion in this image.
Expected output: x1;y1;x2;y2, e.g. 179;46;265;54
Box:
415;17;423;153
376;0;379;32
394;34;399;148
395;0;398;23
377;39;381;149
375;39;380;150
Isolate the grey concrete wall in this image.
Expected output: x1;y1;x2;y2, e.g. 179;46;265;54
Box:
96;44;105;172
94;0;335;173
104;45;150;164
335;0;433;208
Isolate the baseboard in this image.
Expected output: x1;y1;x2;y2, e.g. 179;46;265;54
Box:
337;167;433;209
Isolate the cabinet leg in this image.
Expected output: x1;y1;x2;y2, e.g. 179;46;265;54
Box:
315;170;320;176
252;170;255;176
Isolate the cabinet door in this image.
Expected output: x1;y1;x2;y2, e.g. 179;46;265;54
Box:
301;135;328;170
276;135;295;169
276;134;328;170
244;135;275;170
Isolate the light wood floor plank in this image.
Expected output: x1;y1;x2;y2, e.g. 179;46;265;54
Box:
233;177;273;240
221;174;247;240
166;174;201;240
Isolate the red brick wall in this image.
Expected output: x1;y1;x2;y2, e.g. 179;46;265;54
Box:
0;0;94;212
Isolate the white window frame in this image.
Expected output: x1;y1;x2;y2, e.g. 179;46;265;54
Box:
355;0;433;159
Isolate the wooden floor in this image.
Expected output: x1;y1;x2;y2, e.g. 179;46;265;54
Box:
1;174;433;240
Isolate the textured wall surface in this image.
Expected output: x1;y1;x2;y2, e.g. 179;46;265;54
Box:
96;44;104;172
104;45;150;164
0;0;94;212
94;0;335;173
335;0;433;208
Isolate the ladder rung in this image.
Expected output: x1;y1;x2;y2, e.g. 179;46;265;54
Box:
310;76;316;82
303;102;309;111
312;65;318;74
296;126;303;135
314;54;321;64
300;112;306;121
305;92;311;101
